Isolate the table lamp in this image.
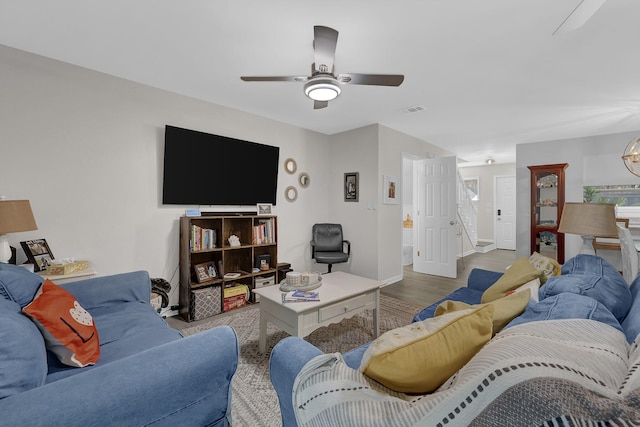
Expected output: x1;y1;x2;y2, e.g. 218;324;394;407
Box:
557;202;618;255
0;199;38;263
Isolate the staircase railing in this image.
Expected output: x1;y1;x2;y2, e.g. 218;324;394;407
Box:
456;170;478;249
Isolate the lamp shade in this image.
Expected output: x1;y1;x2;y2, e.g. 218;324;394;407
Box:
558;202;618;238
0;200;38;234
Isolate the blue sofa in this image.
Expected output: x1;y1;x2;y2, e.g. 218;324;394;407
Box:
0;263;238;426
270;255;640;426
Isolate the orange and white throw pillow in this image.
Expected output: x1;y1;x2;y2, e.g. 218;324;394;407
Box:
23;279;100;367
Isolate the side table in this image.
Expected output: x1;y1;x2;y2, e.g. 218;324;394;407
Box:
38;265;98;284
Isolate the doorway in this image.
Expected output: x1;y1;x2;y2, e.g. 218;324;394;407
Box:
495;175;516;250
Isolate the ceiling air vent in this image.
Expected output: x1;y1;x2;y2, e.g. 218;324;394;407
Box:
401;105;425;114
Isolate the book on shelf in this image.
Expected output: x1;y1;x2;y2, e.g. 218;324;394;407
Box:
282;289;320;303
190;225;217;251
253;217;276;245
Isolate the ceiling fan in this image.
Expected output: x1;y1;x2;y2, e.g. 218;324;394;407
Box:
553;0;607;35
241;26;404;109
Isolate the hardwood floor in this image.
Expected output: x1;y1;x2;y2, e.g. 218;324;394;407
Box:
381;249;516;308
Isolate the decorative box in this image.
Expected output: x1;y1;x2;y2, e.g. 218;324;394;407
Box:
253;275;275;302
190;286;221;321
45;260;89;275
223;294;246;312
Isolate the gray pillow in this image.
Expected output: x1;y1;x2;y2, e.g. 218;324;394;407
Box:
539;254;631;322
0;263;44;307
0;297;47;398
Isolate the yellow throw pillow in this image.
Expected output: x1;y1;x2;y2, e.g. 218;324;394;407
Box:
528;251;562;279
435;289;530;335
481;257;544;303
359;305;494;394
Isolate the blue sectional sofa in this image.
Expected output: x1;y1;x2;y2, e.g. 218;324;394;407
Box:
0;263;238;426
270;255;640;426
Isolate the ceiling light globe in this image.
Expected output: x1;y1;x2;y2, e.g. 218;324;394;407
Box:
622;136;640;177
304;78;341;101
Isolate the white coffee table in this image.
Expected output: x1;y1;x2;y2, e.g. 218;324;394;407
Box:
252;271;382;353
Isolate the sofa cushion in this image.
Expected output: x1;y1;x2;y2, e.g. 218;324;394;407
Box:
0;263;44;307
359;304;494;393
540;254;631;322
621;275;640;343
481;256;545;303
505;292;623;332
46;300;181;382
0;297;47;399
435;289;530;335
412;287;483;322
23;280;100;368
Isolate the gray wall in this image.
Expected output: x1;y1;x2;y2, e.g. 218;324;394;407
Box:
0;44;454;309
516;131;640;260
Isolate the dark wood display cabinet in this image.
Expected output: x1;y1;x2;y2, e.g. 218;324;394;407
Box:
528;163;568;264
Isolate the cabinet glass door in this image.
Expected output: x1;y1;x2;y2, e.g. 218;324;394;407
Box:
535;172;558;228
528;163;568;264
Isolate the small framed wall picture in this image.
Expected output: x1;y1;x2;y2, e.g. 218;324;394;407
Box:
194;261;218;284
383;175;399;205
257;203;273;216
20;239;54;272
344;172;359;202
464;177;479;201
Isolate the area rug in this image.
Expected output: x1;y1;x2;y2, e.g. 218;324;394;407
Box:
180;295;424;427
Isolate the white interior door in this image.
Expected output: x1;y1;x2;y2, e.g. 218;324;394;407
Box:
496;175;516;250
413;156;457;278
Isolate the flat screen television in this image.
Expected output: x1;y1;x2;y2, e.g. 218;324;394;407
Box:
162;125;280;206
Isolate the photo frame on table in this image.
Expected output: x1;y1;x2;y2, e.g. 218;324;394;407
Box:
344;172;359;202
20;239;54;272
257;203;273;216
383;175;399;205
194;261;218;283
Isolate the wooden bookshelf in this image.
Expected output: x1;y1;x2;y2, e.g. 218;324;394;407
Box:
178;214;278;322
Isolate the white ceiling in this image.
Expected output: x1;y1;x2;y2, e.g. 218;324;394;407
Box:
1;0;640;166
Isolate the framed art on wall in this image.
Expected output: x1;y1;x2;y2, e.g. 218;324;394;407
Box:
383;175;399;205
344;172;359;202
464;177;479;201
20;239;54;272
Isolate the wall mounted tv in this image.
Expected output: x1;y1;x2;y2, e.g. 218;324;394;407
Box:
162;125;280;206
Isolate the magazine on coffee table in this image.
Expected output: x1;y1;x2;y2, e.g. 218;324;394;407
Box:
282;289;320;303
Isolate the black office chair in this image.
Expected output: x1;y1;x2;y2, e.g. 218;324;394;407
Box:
311;223;351;273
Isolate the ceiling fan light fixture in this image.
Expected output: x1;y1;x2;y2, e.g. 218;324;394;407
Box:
622;136;640;177
304;78;341;101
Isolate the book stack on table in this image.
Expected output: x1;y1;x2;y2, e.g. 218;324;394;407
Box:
282;289;320;303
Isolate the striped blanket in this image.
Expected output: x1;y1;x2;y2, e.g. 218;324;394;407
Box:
292;319;640;426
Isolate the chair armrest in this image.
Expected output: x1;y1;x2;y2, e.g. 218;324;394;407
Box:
270;337;324;427
60;270;151;310
310;240;316;258
467;268;503;292
0;325;238;427
343;240;351;256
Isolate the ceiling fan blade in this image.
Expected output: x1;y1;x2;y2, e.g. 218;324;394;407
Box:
240;76;307;82
553;0;607;35
313;26;338;74
338;73;404;86
314;100;328;110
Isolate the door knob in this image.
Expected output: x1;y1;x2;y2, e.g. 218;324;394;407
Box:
450;221;456;225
